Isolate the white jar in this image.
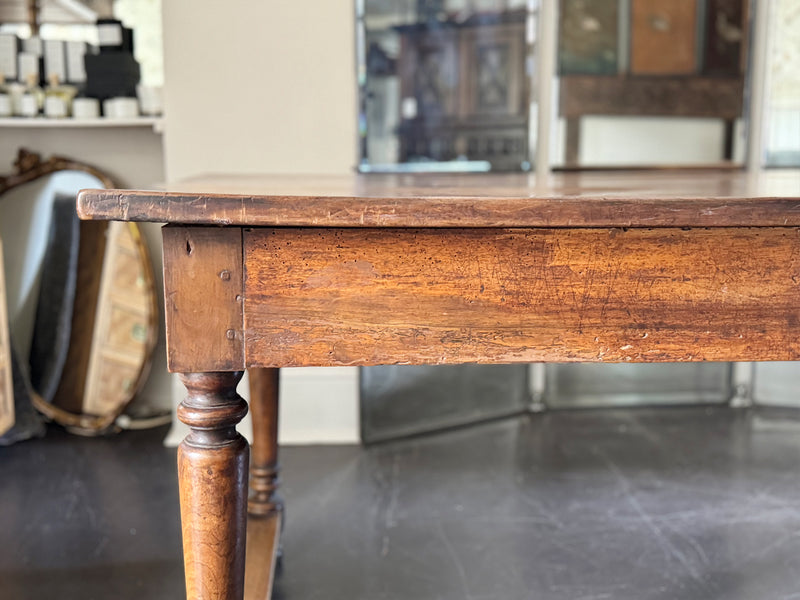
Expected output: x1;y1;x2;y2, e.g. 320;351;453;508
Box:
103;96;139;119
19;93;38;117
44;96;68;118
0;93;11;117
72;97;100;119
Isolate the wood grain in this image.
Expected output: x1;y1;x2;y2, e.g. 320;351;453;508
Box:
163;227;244;373
76;170;800;228
244;227;800;367
177;372;249;600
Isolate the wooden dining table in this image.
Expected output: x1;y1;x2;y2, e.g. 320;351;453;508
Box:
78;169;800;600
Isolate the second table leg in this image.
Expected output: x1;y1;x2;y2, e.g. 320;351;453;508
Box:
245;367;283;600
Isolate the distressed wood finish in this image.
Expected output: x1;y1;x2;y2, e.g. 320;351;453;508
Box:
178;372;249;600
76;170;800;228
244;227;800;367
162;227;244;373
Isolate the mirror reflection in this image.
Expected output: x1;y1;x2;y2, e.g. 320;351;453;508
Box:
358;0;534;173
359;0;755;172
556;0;749;168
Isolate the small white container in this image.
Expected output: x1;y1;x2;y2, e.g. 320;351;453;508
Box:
7;82;25;115
136;85;163;116
0;93;11;117
19;93;38;117
103;96;139;119
72;97;100;119
44;95;68;118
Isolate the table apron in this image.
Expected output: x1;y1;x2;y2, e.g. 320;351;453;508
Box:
163;225;800;371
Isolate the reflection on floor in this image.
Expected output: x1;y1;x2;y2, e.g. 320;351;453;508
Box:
2;406;800;599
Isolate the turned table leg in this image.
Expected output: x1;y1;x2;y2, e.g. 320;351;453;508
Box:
178;371;249;600
244;367;283;600
248;368;282;517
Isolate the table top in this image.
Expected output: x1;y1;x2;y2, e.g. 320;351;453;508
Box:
77;169;800;228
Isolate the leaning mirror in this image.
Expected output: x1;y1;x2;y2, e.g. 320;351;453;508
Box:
0;150;158;444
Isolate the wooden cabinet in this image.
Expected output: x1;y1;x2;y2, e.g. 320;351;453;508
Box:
396;17;529;171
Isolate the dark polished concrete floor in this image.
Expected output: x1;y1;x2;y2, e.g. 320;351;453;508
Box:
3;406;800;599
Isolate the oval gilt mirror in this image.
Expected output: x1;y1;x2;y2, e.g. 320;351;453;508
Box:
0;149;158;442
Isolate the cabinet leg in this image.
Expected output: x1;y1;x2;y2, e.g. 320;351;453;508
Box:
178;371;249;600
245;367;282;600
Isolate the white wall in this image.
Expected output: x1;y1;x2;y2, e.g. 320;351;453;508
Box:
162;0;357;180
0;126;164;188
161;0;361;444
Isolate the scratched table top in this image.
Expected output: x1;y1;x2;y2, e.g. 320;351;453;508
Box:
77;169;800;228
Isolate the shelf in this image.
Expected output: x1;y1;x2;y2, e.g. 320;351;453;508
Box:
0;117;164;133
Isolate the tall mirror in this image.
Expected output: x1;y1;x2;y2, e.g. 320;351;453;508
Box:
764;0;799;167
555;0;750;168
357;0;536;173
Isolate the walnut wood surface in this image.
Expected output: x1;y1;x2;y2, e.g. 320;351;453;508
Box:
177;372;249;600
163;227;244;373
244;227;800;367
77;170;800;228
